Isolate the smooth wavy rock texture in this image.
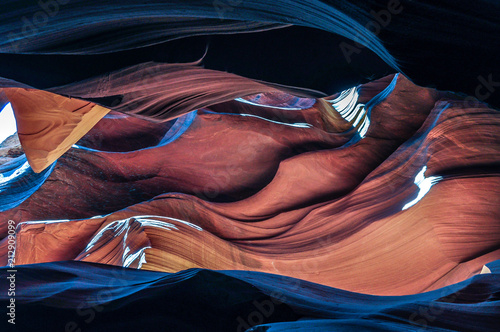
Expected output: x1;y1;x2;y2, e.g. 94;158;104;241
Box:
1;74;499;296
0;1;499;331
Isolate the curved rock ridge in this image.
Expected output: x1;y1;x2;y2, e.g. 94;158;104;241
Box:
1;74;498;296
0;61;324;174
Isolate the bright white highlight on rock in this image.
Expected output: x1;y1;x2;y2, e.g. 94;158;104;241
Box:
0;103;17;144
239;113;312;128
326;87;370;138
330;87;357;112
19;213;203;269
235;97;305;110
359;116;370;138
123;247;150;268
402;166;442;210
82;215;203;268
134;215;203;231
0;161;30;185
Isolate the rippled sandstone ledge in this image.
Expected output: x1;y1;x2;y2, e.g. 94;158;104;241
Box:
1;73;498;296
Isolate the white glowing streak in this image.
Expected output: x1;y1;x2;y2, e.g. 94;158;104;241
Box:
0;161;30;185
137;250;148;268
343;98;360;122
325;87;370;138
83;219;129;252
135;218;178;231
329;87;355;106
341;98;358;120
123;246;130;258
134;215;203;231
402;166;442;210
84;215;202;253
235;97;304;111
124;247;151;268
0;103;17;144
351;106;366;127
17;219;70;226
239;113;312;128
330;87;358;115
359;117;370;138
